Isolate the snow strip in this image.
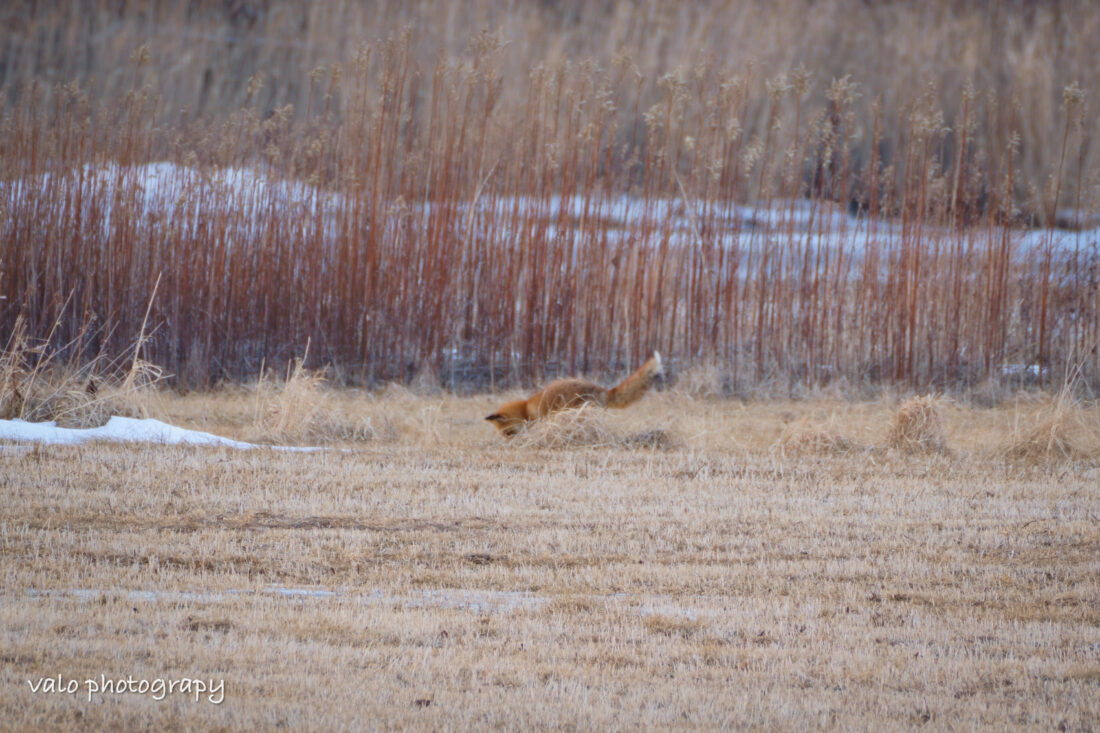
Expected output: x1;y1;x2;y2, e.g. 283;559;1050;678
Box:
21;587;716;618
0;416;321;452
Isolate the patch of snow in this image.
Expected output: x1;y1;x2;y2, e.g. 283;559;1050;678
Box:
0;416;320;451
999;363;1048;378
269;587;337;598
20;586;721;617
2;161;346;250
20;586;549;613
6;162;1098;281
409;588;549;613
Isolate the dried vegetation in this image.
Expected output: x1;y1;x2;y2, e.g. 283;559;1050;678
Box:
1004;386;1098;462
0;316;164;427
1;389;1098;730
887;395;947;453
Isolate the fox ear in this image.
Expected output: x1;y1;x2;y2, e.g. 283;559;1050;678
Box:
485;413;501;422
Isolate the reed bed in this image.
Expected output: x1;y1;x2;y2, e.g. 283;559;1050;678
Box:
1;2;1098;392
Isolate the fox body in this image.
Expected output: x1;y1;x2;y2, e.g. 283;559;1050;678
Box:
486;353;662;436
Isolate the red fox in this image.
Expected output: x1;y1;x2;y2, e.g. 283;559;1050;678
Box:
485;353;663;436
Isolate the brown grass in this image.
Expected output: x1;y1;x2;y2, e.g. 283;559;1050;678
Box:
512;404;626;449
1005;387;1100;462
776;408;863;456
1;389;1097;729
887;395;947;453
242;354;378;445
0;316;164;428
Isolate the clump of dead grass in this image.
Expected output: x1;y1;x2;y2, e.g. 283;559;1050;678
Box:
775;411;862;456
247;353;373;443
1004;387;1098;462
512;405;621;449
509;405;674;449
887;395;947;453
249;358;328;442
622;428;676;450
549;595;599;614
643;614;703;639
0;316;165;428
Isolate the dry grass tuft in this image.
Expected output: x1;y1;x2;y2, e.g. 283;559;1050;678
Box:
623;428;677;450
511;405;675;450
643;614;704;639
776;411;862;455
1005;387;1098;462
246;356;371;444
549;595;599;614
182;616;234;633
887;396;947;453
513;405;622;449
249;359;329;442
0;317;164;428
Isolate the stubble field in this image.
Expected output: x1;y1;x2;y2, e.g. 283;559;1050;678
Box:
2;388;1098;730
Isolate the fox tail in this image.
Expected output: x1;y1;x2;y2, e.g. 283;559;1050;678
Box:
605;352;663;408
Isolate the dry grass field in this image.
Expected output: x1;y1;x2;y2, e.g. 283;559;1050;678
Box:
3;2;1099;729
2;386;1098;730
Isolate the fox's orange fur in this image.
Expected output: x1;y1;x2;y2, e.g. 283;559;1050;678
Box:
486;353;663;436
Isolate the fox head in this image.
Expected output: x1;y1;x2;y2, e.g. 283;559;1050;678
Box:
485;399;529;436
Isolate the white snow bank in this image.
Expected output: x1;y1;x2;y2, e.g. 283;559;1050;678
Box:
0;416;320;451
7;161;337;215
2;162;345;247
6;162;1097;256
